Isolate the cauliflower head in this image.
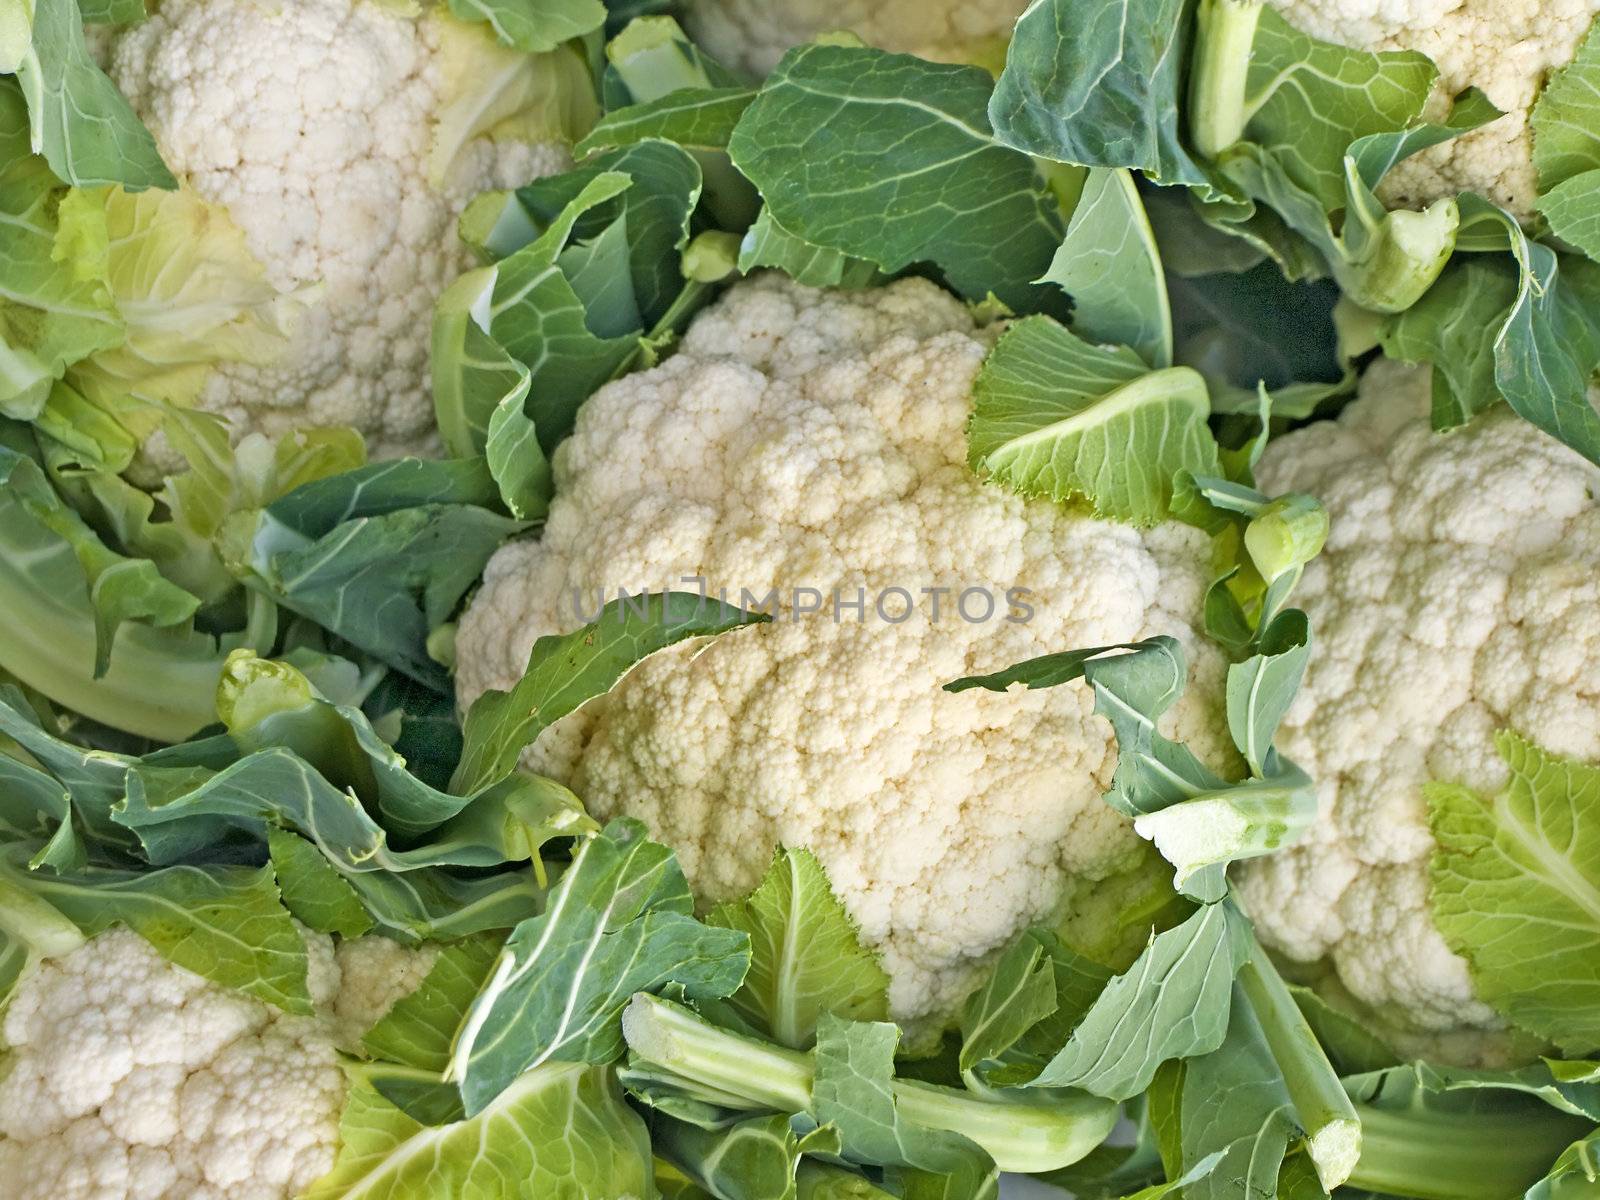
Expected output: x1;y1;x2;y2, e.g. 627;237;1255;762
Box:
0;928;434;1200
1236;360;1600;1057
456;274;1228;1024
681;0;1030;76
103;0;585;462
1267;0;1600;217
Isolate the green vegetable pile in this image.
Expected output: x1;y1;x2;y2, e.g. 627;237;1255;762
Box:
3;0;1600;1197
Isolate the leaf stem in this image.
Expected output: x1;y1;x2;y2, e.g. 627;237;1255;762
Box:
621;993;1118;1173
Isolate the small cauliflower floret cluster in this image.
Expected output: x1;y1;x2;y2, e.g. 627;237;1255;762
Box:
0;928;434;1200
1268;0;1600;216
1237;361;1600;1058
105;0;571;460
682;0;1030;75
456;274;1229;1024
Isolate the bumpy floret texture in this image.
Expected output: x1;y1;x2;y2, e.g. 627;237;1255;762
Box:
456;274;1228;1023
682;0;1030;76
1268;0;1600;216
1237;361;1600;1054
105;0;569;460
0;928;431;1200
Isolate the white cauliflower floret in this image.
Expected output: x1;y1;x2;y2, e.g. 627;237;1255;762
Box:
682;0;1031;76
1236;360;1600;1056
1267;0;1600;216
456;274;1228;1024
104;0;575;461
0;928;430;1200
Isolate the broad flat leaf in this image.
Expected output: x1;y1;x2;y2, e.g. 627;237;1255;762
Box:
1428;732;1600;1053
709;847;889;1048
1532;18;1600;191
1040;167;1172;367
445;0;605;53
1025;902;1251;1098
13;856;310;1012
452;591;767;794
364;934;502;1072
268;828;374;938
0;747;83;871
989;0;1207;187
341;866;543;945
482;355;550;520
1538;170;1600;260
302;1063;653;1200
447;820;751;1115
812;1014;995;1192
244;458;519;692
1237;6;1436;210
0;679;139;848
12;0;174;189
729;44;1067;314
574;86;755;157
969;316;1218;525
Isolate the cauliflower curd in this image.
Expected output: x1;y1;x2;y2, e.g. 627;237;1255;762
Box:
456;275;1228;1023
0;929;433;1200
103;0;575;460
1267;0;1600;216
1237;361;1600;1055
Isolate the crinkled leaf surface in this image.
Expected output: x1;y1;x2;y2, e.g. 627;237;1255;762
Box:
1428;732;1600;1054
302;1062;653;1200
968;316;1219;525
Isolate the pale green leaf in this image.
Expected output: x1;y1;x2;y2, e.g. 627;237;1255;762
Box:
1428;732;1600;1054
1532;17;1600;190
709;847;889;1048
968;315;1219;526
302;1062;653;1200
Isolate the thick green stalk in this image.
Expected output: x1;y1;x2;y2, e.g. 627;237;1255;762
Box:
621;994;1118;1174
1348;1100;1590;1200
1189;0;1264;158
1236;955;1360;1190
